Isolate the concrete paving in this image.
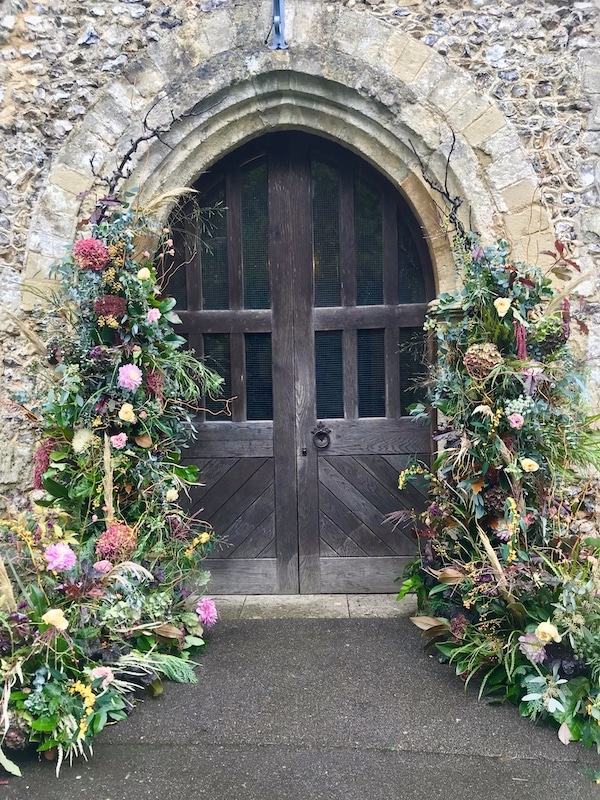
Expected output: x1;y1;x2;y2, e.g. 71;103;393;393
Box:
216;593;418;620
3;610;600;799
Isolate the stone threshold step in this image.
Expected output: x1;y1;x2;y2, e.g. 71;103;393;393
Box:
211;593;417;620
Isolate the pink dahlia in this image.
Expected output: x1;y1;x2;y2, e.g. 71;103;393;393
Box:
95;523;137;563
73;237;110;271
110;432;128;450
196;597;218;627
118;363;143;391
44;542;77;572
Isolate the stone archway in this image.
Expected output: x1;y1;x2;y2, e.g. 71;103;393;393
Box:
22;1;553;309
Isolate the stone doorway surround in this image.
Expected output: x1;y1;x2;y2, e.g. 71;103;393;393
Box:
22;0;554;309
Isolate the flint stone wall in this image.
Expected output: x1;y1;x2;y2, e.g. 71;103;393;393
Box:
0;0;599;500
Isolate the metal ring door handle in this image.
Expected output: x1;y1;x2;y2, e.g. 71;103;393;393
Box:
311;422;331;449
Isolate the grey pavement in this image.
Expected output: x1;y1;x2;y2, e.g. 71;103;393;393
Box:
3;606;600;799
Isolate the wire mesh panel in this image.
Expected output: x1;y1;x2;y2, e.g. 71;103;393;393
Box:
357;328;385;417
355;177;383;306
398;327;428;415
201;181;229;310
315;330;344;419
242;159;270;309
312;159;341;307
245;333;273;420
398;215;426;304
203;333;231;419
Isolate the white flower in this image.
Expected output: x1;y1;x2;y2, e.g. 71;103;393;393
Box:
72;428;94;453
166;488;179;503
535;621;561;643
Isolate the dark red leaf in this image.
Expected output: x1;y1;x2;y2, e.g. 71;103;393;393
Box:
555;239;565;256
564;258;581;272
518;278;536;288
575;318;589;336
540;250;557;258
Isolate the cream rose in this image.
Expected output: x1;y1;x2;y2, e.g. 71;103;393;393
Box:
493;297;512;318
535;621;561;643
42;608;69;631
118;403;137;423
520;457;540;473
136;267;151;281
166;488;179;503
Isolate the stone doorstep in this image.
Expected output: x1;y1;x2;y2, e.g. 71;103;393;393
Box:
212;593;418;621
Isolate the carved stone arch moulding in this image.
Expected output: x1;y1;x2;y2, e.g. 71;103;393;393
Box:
22;1;554;308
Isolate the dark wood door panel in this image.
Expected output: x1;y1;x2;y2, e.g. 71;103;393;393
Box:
219;486;275;558
318;482;396;557
206;459;274;536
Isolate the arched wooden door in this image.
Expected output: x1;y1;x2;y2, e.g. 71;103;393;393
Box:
170;133;434;594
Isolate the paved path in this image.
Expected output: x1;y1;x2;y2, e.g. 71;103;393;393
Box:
4;616;600;799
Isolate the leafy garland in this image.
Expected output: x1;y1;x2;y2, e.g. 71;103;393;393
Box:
399;227;600;756
0;196;223;776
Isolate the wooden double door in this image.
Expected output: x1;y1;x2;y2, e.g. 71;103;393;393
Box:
172;133;434;594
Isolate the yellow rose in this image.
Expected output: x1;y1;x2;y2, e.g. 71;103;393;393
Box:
535;621;561;643
137;267;151;281
520;457;539;473
493;297;512;318
118;403;137;423
42;608;69;631
166;488;179;503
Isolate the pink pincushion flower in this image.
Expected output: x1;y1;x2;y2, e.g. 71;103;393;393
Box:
118;363;143;391
44;542;77;572
93;559;113;574
196;597;218;627
95;523;137;563
508;413;525;430
147;308;161;324
110;432;128;450
73;237;110;271
90;666;114;689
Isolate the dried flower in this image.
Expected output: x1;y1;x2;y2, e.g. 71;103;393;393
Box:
118;364;143;391
110;433;128;450
196;597;218;627
145;369;164;398
72;428;95;453
493;297;512;318
147;308;161;324
94;295;127;319
463;343;503;379
95;523;136;563
535;621;561;643
33;438;55;490
118;403;137;423
44;542;77;572
518;632;546;664
73;238;110;271
92;560;113;574
137;267;151;281
42;608;69;631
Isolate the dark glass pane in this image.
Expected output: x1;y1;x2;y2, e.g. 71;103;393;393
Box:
399;328;427;415
242;159;270;309
358;329;385;417
355;177;383;306
246;333;273;420
312;159;341;307
203;334;231;420
315;331;344;419
164;250;187;310
398;216;426;303
201;181;229;310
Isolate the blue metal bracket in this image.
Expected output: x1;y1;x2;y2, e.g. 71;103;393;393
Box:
268;0;288;50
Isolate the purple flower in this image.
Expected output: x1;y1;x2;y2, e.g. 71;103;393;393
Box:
44;542;77;572
196;597;218;627
110;432;128;450
118;363;143;391
518;632;546;664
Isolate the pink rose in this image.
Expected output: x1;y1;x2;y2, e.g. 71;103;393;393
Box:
147;308;161;324
508;413;525;430
110;432;128;450
44;542;77;572
93;559;113;574
117;363;143;391
90;666;114;689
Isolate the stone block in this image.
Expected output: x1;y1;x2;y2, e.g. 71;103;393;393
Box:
390;37;432;84
20;277;58;311
203;7;236;55
429;73;475;113
487;151;537;191
444;90;493;132
48;166;91;197
331;10;384;64
286;2;324;46
0;443;32;492
123;55;168;99
463;105;507;147
409;52;451;99
240;595;349;619
583;66;600;95
501;179;539;212
347;594;417;618
503;205;550;246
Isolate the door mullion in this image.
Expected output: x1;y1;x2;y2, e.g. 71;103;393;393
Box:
385;327;401;418
343;328;358;419
340;172;356;307
270;141;300;593
226;169;243;311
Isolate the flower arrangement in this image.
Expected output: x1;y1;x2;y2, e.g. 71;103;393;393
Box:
398;229;600;755
1;195;223;776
